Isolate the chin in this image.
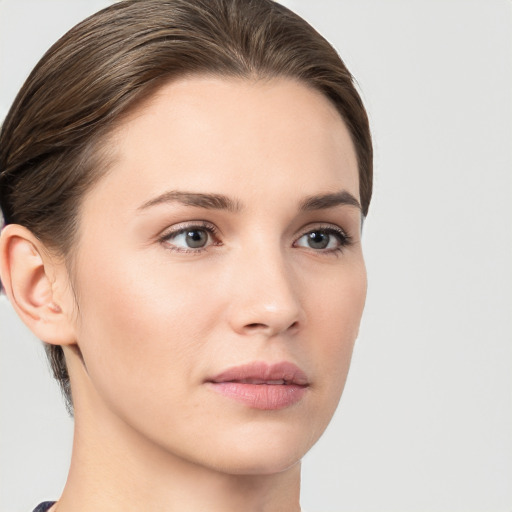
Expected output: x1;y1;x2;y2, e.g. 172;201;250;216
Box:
192;418;326;476
211;447;305;476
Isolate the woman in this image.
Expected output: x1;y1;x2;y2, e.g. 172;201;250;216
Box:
0;1;372;511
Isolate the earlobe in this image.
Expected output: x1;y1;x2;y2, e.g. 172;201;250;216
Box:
0;224;76;345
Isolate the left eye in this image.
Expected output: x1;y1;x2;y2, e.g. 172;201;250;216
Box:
295;228;347;251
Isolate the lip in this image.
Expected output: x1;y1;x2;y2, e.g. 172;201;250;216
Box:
206;361;309;410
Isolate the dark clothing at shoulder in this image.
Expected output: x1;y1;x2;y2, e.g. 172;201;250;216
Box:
32;502;56;512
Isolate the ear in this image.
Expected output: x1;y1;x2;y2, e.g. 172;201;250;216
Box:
0;224;76;345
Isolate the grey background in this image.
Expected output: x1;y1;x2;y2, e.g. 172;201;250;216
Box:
1;1;511;511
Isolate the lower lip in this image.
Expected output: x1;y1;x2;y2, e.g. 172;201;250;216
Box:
207;382;307;410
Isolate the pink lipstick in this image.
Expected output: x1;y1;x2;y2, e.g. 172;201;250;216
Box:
206;361;309;410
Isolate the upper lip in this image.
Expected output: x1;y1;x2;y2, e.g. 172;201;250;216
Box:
207;361;309;386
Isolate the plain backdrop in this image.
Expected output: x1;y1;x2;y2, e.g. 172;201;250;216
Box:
1;1;511;511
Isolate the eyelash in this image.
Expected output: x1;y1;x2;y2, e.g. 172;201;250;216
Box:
158;222;352;255
158;221;220;254
294;224;352;255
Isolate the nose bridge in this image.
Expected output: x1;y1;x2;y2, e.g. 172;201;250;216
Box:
227;239;303;336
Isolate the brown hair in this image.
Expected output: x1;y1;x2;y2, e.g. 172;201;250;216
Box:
0;0;372;413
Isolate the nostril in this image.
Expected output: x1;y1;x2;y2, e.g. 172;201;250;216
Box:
246;323;267;330
244;320;299;333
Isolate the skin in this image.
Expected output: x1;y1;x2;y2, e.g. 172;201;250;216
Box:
0;76;366;512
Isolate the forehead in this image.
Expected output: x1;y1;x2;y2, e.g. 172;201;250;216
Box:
85;76;359;215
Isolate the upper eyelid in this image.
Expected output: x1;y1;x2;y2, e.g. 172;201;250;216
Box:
295;223;349;238
158;220;218;239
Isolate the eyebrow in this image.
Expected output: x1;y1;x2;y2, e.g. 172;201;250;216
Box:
299;190;361;212
137;190;242;212
137;189;361;213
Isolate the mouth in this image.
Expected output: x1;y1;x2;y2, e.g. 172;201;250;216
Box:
206;361;309;410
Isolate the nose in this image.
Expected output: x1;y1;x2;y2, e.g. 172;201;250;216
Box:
226;247;304;338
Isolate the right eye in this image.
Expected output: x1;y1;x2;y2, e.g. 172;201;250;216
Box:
159;222;219;253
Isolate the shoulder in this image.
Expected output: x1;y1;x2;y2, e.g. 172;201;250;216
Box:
32;502;56;512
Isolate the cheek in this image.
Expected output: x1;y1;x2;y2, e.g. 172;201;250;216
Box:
290;259;366;444
309;255;366;333
72;252;220;406
307;259;366;387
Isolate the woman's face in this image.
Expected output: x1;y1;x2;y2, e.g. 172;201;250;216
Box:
68;76;366;474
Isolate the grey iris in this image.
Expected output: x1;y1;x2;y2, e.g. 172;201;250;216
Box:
186;229;208;248
307;231;329;249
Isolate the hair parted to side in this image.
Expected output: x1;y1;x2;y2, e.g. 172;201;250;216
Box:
0;0;372;413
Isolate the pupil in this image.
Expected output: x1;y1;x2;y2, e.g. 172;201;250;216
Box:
186;230;207;248
308;231;329;249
